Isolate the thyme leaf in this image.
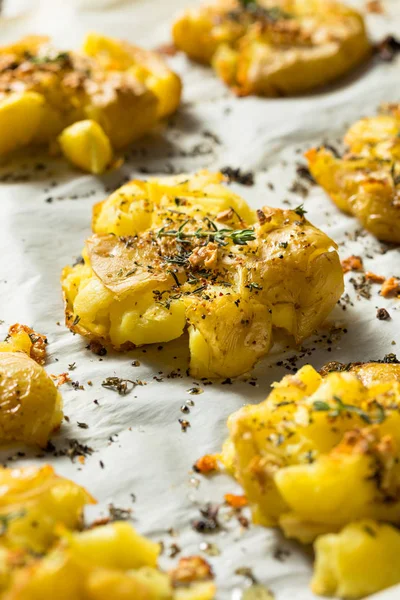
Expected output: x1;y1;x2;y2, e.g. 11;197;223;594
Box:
167;269;181;287
238;1;292;21
0;511;26;535
247;282;263;291
294;204;307;218
313;400;330;411
30;52;70;65
312;396;386;424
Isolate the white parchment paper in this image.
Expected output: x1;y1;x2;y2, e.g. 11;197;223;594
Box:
0;0;400;598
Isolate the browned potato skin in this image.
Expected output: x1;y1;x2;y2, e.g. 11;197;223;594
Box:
306;106;400;243
320;360;400;386
0;326;62;447
172;0;371;97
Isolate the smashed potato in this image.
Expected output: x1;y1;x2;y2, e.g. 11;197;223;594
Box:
0;465;94;557
307;104;400;242
3;524;215;600
0;33;181;173
313;520;400;598
0;465;215;600
0;325;62;447
62;171;343;378
221;360;400;597
172;0;370;97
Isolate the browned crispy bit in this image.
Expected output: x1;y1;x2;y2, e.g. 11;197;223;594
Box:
381;276;400;298
51;372;71;387
169;556;214;586
193;454;218;474
216;208;234;222
188;242;219;270
224;493;248;508
333;427;380;456
365;271;386;284
154;43;178;56
377;307;391;320
8;323;48;365
319;361;349;376
88;340;107;356
341;255;363;274
256;209;269;225
366;0;384;14
375;36;400;62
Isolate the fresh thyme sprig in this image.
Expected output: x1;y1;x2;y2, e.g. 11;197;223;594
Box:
101;377;136;395
312;395;385;424
157;221;256;246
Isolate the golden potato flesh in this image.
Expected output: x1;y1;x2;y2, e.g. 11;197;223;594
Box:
61;171;343;378
0;467;215;600
221;362;400;597
83;32;182;120
3;523;215;600
172;0;370;97
0;34;181;171
0;325;62;447
306;106;400;242
0;465;94;556
312;520;400;598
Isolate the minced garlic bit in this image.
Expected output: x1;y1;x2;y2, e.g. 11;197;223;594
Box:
381;276;400;298
193;455;219;474
341;255;363;274
169;556;214;586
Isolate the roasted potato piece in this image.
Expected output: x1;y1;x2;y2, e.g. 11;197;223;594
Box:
0;469;214;600
0;325;62;447
0;323;48;365
312;521;400;598
2;525;214;600
61;171;343;378
0;465;94;556
3;524;215;600
221;361;400;597
306;106;400;242
0;34;181;173
172;0;370;97
58;120;113;175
